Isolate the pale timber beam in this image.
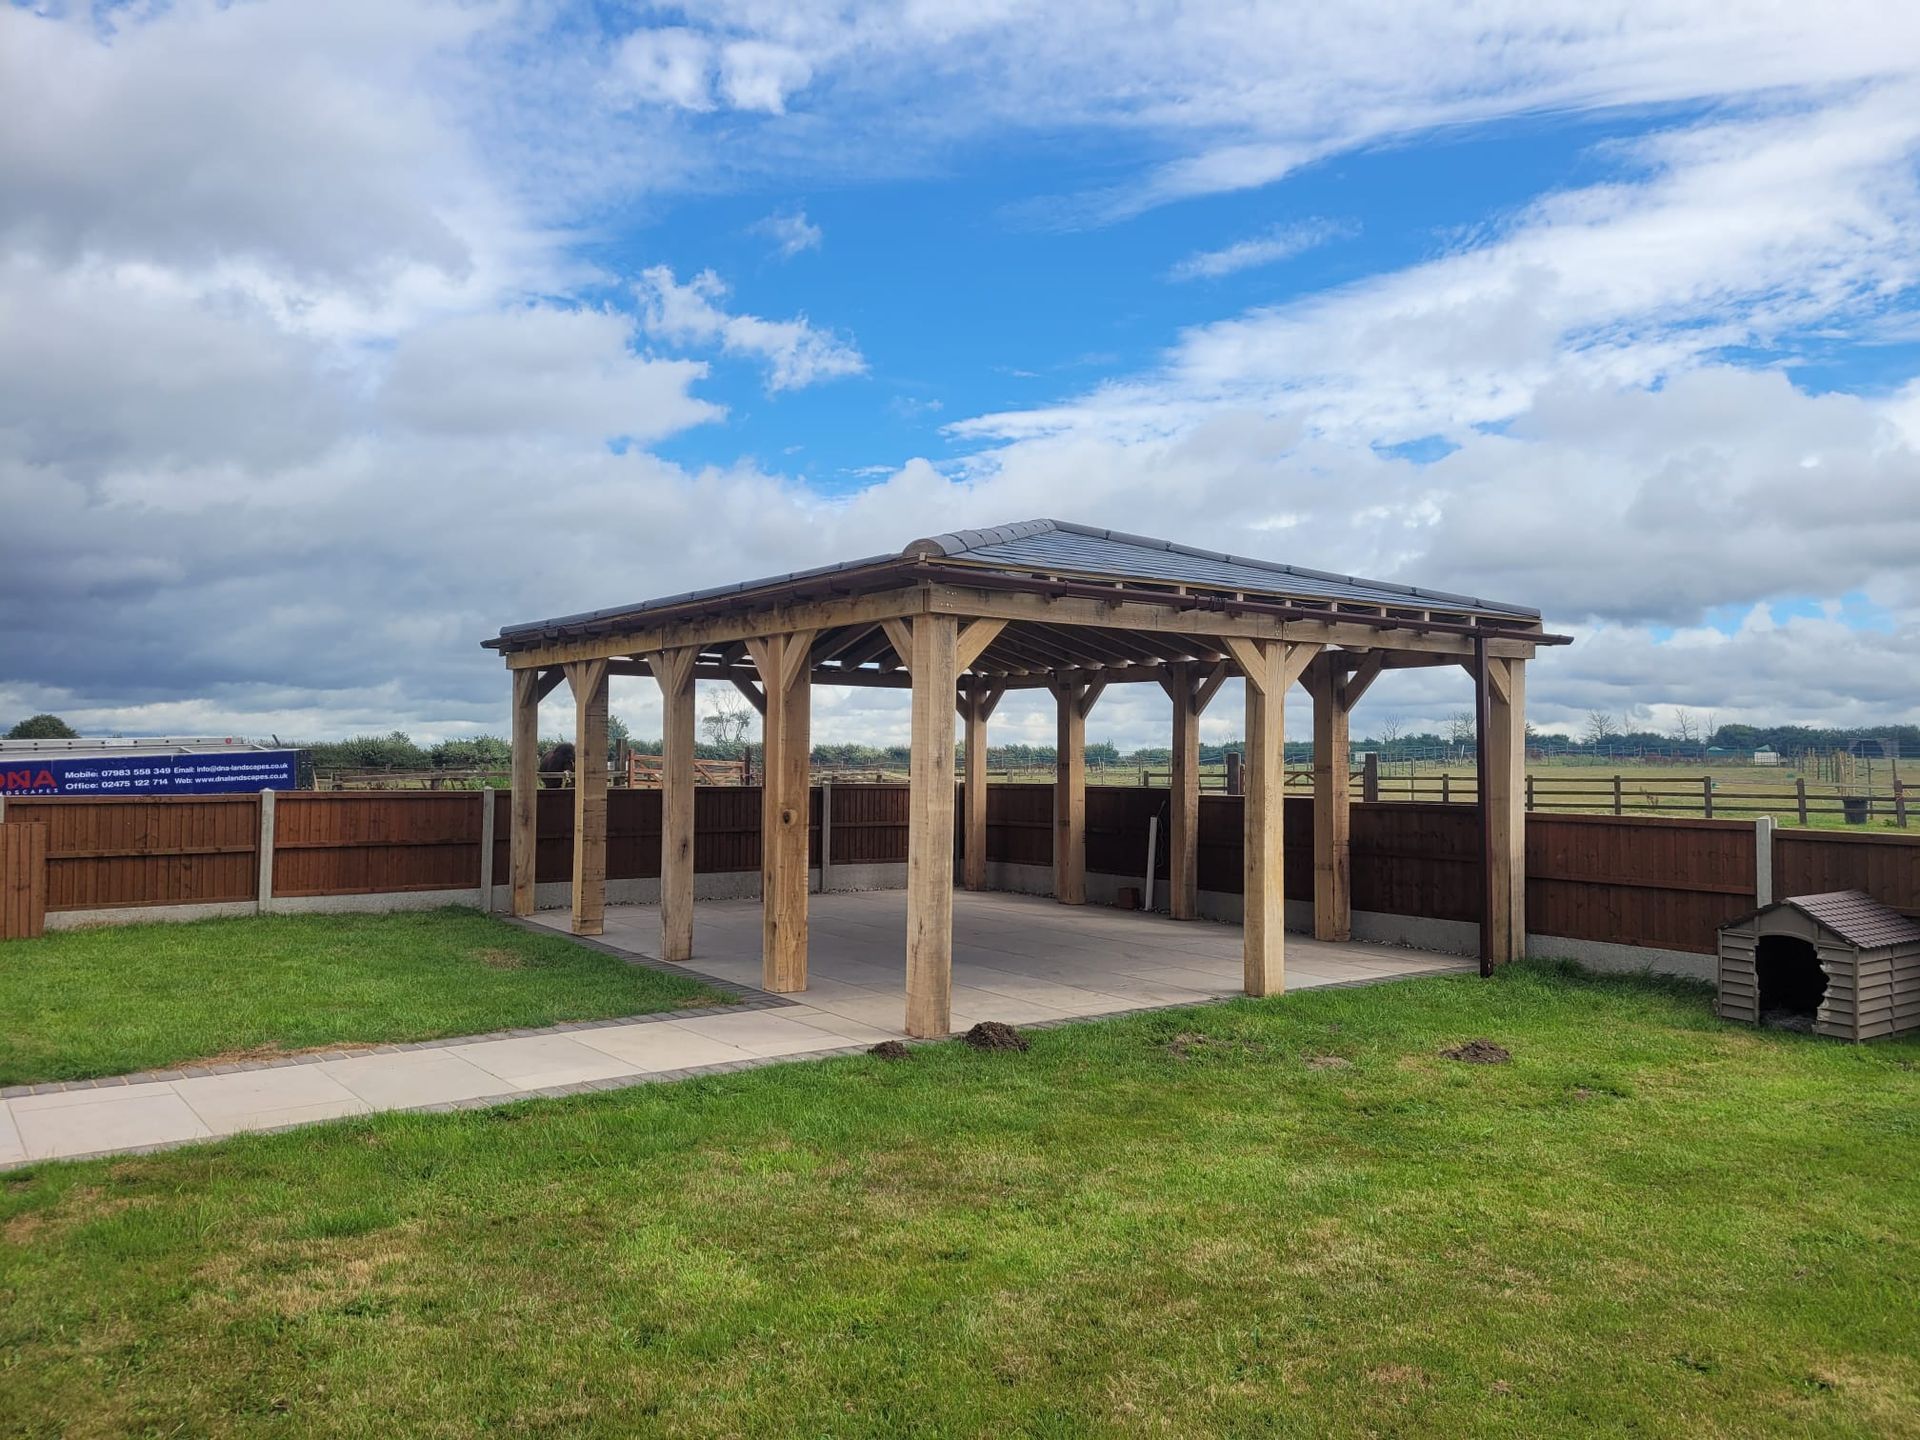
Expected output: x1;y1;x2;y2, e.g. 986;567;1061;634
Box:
957;674;1004;893
1240;639;1289;996
509;667;543;918
1049;674;1103;905
906;613;959;1038
564;658;610;936
1307;655;1353;943
745;632;814;992
1483;654;1527;967
956;618;1007;672
1157;661;1226;921
880;617;914;669
923;586;1540;660
652;645;698;962
1340;650;1386;708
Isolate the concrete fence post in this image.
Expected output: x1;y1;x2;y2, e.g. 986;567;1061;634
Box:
1754;815;1775;908
477;787;496;910
257;788;277;915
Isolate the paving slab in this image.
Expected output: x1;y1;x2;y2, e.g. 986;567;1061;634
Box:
449;1035;644;1091
12;1087;212;1161
0;1105;25;1166
668;1011;854;1058
569;1024;757;1071
321;1050;517;1109
176;1067;371;1134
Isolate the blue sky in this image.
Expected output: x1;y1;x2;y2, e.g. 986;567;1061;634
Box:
1;1;1917;751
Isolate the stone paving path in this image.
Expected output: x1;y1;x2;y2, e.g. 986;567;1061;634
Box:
2;891;1470;1168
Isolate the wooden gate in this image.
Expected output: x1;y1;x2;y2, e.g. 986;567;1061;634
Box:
1;822;48;939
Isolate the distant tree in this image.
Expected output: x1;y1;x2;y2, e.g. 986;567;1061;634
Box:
1086;740;1122;766
701;690;755;754
6;713;78;740
1445;711;1474;749
1671;709;1699;746
1582;710;1618;747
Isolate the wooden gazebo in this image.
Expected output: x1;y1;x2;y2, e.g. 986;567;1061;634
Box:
485;520;1568;1037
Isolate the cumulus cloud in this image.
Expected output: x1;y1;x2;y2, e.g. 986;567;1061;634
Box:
636;266;866;391
380;306;720;443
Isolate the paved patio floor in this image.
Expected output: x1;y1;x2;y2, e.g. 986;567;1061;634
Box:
530;890;1472;1039
2;891;1468;1169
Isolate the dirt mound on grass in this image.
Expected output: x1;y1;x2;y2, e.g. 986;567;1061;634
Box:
868;1040;911;1061
1441;1038;1511;1065
962;1021;1029;1053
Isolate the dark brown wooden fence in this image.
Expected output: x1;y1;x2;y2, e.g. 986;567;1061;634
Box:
5;786;1916;961
1775;828;1920;919
274;792;482;898
1;823;47;939
3;796;260;911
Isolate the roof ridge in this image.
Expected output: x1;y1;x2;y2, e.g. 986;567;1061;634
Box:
923;517;1528;615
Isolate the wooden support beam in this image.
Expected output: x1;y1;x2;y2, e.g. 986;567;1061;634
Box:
1459;655;1511;705
1482;654;1527;966
907;613;959;1038
1241;639;1287;995
746;633;812;991
652;645;698;962
956;618;1008;672
880;617;915;670
533;669;566;703
1166;664;1200;920
1049;675;1102;904
509;667;541;918
960;675;993;892
1308;655;1352;942
564;658;609;936
1340;650;1386;708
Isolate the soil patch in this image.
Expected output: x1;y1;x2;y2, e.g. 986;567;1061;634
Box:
1304;1054;1352;1070
868;1041;911;1061
1441;1038;1511;1065
962;1021;1029;1053
475;948;525;971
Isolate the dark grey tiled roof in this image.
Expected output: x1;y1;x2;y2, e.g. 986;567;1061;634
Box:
1778;890;1920;950
490;517;1540;645
912;520;1539;617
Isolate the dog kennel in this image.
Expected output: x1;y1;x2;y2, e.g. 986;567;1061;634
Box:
1718;890;1920;1040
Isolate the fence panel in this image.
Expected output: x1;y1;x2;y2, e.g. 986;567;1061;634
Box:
1351;802;1480;922
1526;813;1755;954
986;783;1053;867
1774;829;1920;918
828;783;907;866
1;795;259;911
273;791;482;898
1;823;48;938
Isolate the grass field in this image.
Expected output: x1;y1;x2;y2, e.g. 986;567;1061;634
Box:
0;909;729;1086
3;964;1916;1437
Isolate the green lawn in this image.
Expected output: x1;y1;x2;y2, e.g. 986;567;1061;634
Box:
0;909;729;1085
3;964;1916;1437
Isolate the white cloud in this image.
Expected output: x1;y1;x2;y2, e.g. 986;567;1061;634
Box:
636;266;866;391
754;210;825;259
380;306;721;443
616;26;718;112
1169;218;1354;281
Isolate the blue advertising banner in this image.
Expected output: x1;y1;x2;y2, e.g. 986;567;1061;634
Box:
0;750;299;797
